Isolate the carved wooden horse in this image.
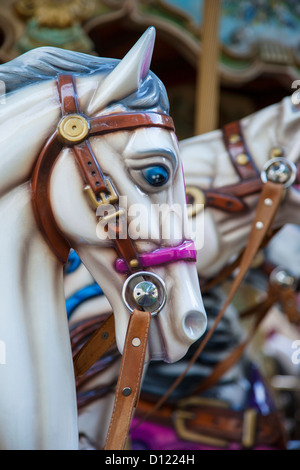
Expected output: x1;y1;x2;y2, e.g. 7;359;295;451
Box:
0;28;207;449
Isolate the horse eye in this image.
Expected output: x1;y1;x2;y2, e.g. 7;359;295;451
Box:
142;166;169;187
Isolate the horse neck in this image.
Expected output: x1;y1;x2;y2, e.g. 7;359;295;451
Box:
0;184;65;326
0;185;80;449
0;81;60;198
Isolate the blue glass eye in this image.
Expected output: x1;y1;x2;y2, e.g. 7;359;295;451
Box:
142;166;169;187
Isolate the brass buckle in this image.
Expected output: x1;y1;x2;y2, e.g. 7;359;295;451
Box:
185;186;205;217
242;408;258;448
84;177;119;210
173;397;230;448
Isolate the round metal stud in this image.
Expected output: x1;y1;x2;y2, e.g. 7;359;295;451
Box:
58;114;90;144
255;221;264;230
133;281;158;308
229;133;241;144
132;337;141;347
122;271;167;316
270;147;284;159
270;267;296;289
122;387;132;397
129;259;139;268
236;153;249;166
261;157;297;188
264;198;273;206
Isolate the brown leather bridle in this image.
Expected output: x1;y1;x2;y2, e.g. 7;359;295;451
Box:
186;120;263;214
31;74;175;269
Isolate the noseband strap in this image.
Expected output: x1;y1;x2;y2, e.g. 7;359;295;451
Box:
31;74;175;266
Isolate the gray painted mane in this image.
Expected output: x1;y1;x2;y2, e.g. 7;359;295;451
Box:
0;46;169;112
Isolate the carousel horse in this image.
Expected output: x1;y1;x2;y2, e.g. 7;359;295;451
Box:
67;95;300;450
0;27;207;450
131;96;300;450
182;96;300;279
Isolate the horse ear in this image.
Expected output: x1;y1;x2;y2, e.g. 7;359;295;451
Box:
87;27;156;115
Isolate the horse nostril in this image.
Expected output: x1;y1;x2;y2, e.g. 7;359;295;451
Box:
183;310;207;341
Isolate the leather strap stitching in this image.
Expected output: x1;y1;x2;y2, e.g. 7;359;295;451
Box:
104;309;151;450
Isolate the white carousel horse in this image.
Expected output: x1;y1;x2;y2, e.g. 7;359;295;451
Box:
67;95;300;449
132;96;300;449
182;96;300;279
0;27;207;450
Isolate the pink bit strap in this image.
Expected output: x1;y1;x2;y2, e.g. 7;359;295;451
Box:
115;240;197;273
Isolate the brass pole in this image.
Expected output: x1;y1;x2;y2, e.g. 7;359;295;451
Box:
194;0;221;135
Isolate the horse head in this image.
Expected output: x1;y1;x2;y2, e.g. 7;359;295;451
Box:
0;27;207;449
181;97;300;279
43;28;206;362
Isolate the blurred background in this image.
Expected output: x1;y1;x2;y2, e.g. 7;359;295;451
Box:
2;0;300;448
0;0;299;140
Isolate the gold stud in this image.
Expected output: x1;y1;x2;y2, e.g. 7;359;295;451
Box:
236;153;249;165
129;259;139;268
58;114;89;143
229;133;241;144
270;147;284;158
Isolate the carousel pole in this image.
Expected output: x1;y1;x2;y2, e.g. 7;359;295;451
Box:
194;0;221;135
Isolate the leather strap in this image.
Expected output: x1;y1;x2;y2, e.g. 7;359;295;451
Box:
57;74;107;195
135;396;286;448
58;74;79;115
73;314;115;377
133;181;285;428
89;112;175;135
31;132;70;263
70;314;119;410
192;282;278;395
222;121;259;180
203;179;263;212
104;309;151;450
194;280;300;395
200;228;281;293
31;74;175;265
204;190;248;212
192;121;264;214
72;141;107;195
277;285;300;324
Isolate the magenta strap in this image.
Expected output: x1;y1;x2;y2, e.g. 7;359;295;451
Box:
114;240;197;273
